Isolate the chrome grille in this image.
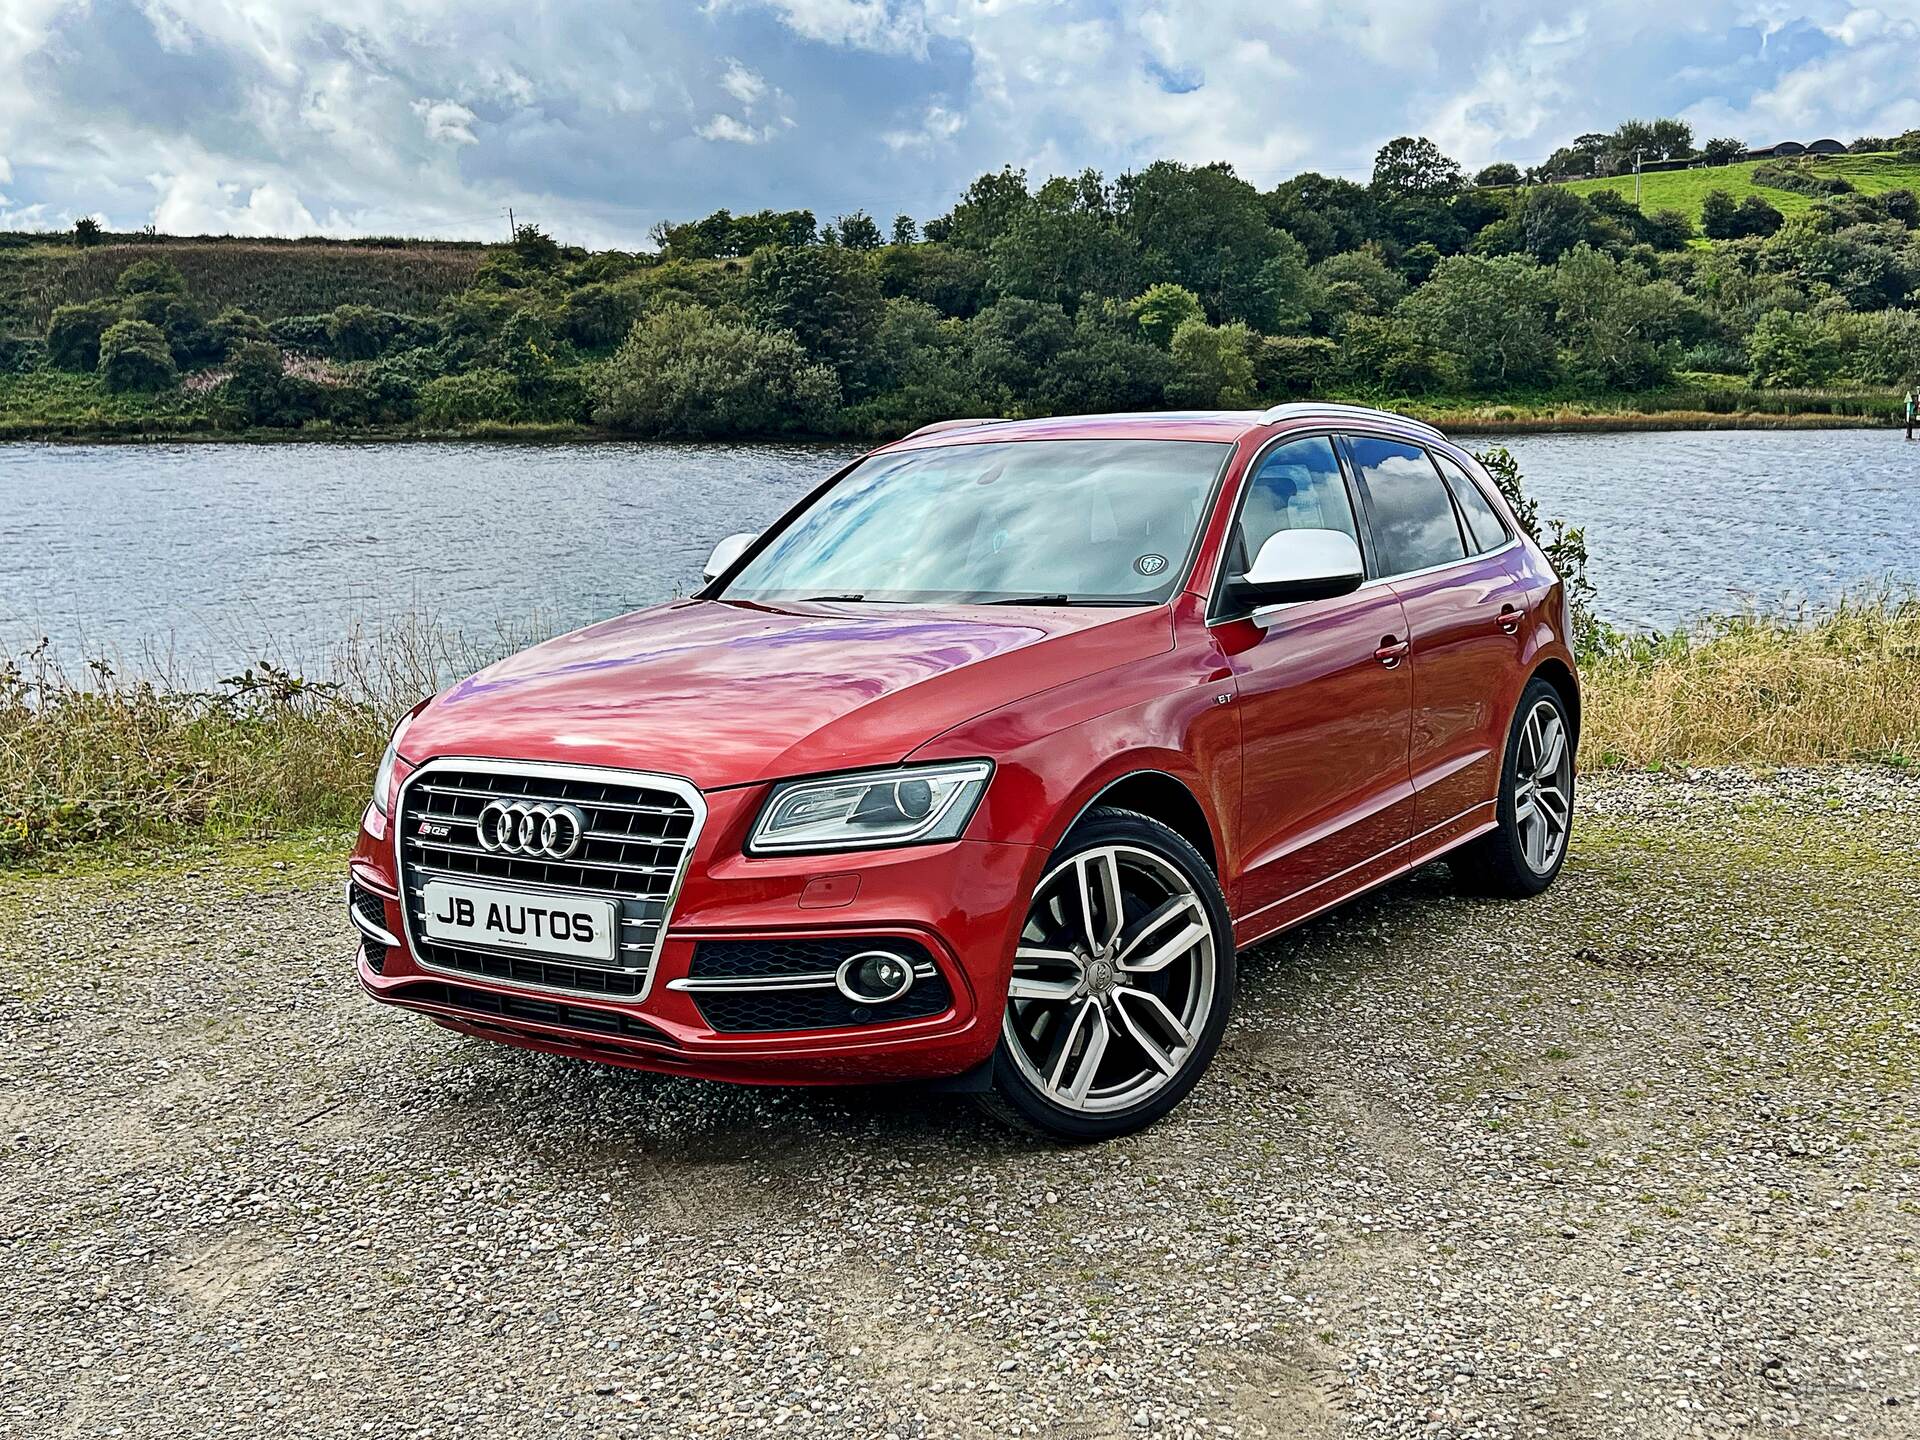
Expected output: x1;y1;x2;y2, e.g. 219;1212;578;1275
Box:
394;759;703;999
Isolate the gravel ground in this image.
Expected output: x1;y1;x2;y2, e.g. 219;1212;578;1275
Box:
3;767;1917;1439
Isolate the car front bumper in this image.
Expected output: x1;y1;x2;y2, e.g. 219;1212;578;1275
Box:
348;783;1042;1086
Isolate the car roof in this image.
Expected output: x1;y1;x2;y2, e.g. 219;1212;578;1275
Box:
876;405;1446;454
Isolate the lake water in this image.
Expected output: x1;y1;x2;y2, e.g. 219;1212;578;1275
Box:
3;429;1916;681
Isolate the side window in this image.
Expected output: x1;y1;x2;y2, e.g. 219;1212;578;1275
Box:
1431;451;1510;553
1231;436;1358;577
1347;435;1467;576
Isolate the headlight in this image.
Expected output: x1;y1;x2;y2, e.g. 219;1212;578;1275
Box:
748;761;993;854
371;710;419;818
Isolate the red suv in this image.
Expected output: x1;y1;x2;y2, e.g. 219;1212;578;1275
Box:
349;405;1578;1139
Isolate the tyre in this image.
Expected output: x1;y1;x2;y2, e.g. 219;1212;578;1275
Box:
1450;676;1576;897
980;806;1235;1142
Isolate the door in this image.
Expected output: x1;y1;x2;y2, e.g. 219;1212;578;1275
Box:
1346;436;1532;839
1213;434;1415;934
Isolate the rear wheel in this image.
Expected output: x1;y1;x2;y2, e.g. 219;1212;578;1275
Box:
1451;677;1575;897
981;807;1234;1142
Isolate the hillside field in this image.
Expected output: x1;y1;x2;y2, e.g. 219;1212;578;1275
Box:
1563;150;1920;224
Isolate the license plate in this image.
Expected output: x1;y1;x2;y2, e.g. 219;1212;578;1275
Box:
420;880;619;964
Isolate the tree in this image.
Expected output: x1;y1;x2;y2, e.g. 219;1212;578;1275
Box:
890;214;919;246
210;306;270;357
1518;186;1592;263
1645;208;1695;250
592;304;839;437
1734;196;1784;238
1166;318;1257;407
73;217;102;248
1700;189;1740;240
939;167;1032;251
1746;310;1840;386
96;319;178;392
1118;160;1281;321
1473;163;1523;188
1371;136;1466;198
833;211;884;250
965;298;1073;401
1266;172;1378;262
874;243;990;318
1252;232;1320;334
746;244;884;388
511;223;561;268
1551;244;1672;389
212;341;329;428
1036;315;1175;413
1613;117;1693;162
1128;283;1205;349
1312;248;1406;325
46;301;121;371
113;259;187;298
1702;137;1746;166
986;171;1133;310
1397;255;1557;389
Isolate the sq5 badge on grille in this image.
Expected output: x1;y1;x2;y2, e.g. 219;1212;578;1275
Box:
475;800;588;859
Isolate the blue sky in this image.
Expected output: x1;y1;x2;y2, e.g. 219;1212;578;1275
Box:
2;0;1918;247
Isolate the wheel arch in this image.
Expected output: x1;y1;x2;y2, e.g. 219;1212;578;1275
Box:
1058;768;1220;875
1529;657;1582;745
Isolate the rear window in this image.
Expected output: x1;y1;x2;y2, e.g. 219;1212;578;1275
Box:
1346;436;1467;576
1432;452;1510;553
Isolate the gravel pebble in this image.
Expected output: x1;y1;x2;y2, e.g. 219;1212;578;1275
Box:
2;766;1917;1438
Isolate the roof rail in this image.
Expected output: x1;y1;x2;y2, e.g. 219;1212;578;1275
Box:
900;417;1007;440
1257;402;1445;442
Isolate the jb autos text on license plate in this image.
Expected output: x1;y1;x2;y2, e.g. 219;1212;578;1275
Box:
420;880;619;963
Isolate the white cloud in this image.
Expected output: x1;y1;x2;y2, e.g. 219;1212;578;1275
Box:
151;172;326;236
413;99;480;146
698;113;775;143
882;103;964;152
720;59;768;105
737;0;928;54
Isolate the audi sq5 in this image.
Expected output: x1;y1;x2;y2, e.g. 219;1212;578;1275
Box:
348;404;1579;1140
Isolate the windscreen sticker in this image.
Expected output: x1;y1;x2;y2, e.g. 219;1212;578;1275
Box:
1134;553;1168;577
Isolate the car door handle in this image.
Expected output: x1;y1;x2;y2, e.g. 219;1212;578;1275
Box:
1497;603;1522;635
1374;636;1410;668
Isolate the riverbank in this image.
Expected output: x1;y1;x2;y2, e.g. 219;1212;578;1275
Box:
5;594;1917;869
1;365;1903;442
5;766;1917;1437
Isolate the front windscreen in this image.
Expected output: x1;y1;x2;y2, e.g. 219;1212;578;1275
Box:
719;439;1232;605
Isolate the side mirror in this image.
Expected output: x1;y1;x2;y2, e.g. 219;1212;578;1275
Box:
702;531;757;583
1236;529;1364;621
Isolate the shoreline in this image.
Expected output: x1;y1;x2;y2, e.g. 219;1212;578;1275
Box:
0;409;1903;445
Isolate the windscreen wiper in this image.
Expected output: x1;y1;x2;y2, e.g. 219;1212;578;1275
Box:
977;594;1075;605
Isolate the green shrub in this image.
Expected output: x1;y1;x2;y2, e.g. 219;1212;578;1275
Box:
591;304;838;438
268;314;333;352
1255;335;1338;398
96;319;179;392
1746;310;1841;387
210;341;329;429
46;301;121;371
113;259;188;298
1166;318;1256;407
1128;283;1205;349
210;306;270;356
418;368;526;426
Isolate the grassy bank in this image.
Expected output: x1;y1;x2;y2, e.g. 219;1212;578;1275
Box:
2;364;1904;443
5;596;1917;869
1563;150;1920;224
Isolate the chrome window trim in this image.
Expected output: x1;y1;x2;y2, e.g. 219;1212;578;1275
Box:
1203;424;1370;626
392;756;707;1003
1205;422;1521;627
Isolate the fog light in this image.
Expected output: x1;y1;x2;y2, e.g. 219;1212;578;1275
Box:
835;949;916;1005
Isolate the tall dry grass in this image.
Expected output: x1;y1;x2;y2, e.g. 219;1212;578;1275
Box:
5;596;1917;866
1583;592;1920;767
0;615;538;864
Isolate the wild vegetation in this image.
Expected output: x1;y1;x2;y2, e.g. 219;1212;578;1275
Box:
6;118;1920;440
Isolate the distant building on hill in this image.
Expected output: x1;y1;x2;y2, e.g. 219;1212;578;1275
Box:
1806;138;1847;155
1748;140;1808;158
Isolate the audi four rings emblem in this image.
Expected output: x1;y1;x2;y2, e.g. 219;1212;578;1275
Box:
474;800;589;859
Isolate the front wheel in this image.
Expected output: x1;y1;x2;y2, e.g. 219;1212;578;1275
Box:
981;807;1235;1142
1451;676;1576;897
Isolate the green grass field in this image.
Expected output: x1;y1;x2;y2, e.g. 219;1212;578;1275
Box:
1563;151;1920;224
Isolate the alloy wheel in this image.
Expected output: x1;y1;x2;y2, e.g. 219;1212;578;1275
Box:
1002;844;1217;1115
1512;697;1572;874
